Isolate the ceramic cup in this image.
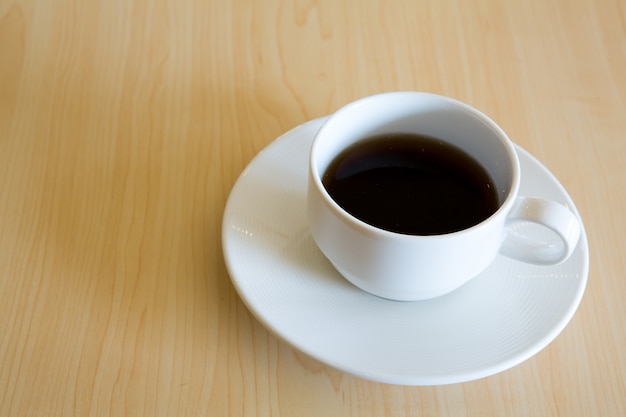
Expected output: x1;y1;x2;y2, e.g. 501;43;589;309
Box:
307;92;581;301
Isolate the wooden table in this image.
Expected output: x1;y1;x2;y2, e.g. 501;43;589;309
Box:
1;0;624;415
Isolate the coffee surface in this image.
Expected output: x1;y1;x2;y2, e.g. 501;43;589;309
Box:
322;133;500;235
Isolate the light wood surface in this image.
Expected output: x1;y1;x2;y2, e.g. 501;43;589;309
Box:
1;0;625;415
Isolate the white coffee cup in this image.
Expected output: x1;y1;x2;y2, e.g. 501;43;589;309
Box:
307;92;581;301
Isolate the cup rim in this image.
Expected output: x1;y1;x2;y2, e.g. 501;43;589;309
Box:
309;91;521;240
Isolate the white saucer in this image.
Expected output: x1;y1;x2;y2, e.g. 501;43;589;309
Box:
222;117;589;386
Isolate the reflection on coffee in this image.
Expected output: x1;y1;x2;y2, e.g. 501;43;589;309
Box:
322;133;500;235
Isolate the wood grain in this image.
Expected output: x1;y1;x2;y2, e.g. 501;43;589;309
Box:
0;0;624;415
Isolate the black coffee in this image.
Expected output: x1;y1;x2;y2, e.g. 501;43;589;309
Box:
322;133;500;235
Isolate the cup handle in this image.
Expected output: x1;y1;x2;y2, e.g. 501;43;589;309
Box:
499;197;581;265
